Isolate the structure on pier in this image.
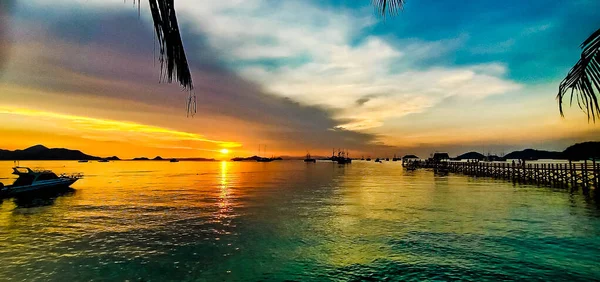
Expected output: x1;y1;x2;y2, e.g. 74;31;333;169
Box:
431;153;450;162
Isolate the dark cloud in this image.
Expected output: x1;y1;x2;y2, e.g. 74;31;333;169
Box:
355;97;370;106
0;0;16;78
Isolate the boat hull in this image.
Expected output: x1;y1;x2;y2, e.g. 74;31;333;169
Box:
1;178;78;197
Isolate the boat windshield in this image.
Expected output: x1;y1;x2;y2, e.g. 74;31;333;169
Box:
36;173;59;181
12;175;35;186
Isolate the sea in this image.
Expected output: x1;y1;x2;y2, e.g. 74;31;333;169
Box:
0;160;598;281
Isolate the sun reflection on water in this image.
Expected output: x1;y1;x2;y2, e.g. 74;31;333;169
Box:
218;161;230;215
0;161;599;281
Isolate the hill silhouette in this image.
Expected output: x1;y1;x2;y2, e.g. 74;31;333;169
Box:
500;149;561;160
132;157;150;161
562;141;600;160
231;156;283;161
0;145;101;160
456;152;485;160
231;156;262;161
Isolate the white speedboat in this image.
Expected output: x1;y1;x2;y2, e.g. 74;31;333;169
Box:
0;167;82;197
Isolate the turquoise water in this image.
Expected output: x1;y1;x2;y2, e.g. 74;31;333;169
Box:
0;161;599;281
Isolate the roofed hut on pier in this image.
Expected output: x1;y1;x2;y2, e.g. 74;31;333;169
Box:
402;154;419;160
401;154;420;166
431;153;450;163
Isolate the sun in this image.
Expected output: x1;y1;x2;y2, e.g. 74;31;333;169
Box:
220;148;229;155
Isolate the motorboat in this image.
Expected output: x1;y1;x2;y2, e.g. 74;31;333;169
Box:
0;167;81;197
169;158;179;162
98;159;109;163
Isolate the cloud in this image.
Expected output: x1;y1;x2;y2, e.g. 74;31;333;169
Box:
164;1;522;130
0;0;16;77
23;0;521;131
0;106;242;148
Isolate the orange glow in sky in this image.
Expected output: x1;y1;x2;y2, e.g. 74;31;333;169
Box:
0;106;242;159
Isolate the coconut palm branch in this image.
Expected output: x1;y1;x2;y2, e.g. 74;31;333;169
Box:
557;28;600;122
372;0;406;16
147;0;193;90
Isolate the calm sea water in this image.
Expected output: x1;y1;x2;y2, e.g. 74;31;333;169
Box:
0;160;599;281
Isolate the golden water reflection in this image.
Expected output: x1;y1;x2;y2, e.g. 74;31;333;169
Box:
0;160;598;281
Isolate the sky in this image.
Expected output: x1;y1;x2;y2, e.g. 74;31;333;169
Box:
0;0;599;159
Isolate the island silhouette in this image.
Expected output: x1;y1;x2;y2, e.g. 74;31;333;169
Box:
0;142;597;161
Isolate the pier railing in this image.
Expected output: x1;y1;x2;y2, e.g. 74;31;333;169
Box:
413;160;599;189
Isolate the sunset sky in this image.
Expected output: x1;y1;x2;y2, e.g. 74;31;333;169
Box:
0;0;599;159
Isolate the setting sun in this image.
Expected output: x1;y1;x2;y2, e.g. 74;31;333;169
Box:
220;148;229;155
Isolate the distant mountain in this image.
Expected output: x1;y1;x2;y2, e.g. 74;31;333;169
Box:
278;155;328;160
153;156;164;161
0;145;101;160
105;156;120;161
132;157;150;161
456;152;485;160
231;156;262;161
486;142;599;161
504;149;562;160
231;156;283;161
562;141;600;160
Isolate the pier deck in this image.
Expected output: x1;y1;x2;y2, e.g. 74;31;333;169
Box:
412;160;599;189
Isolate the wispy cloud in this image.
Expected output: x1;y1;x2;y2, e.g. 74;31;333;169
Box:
0;106;242;148
21;0;522;131
167;1;521;130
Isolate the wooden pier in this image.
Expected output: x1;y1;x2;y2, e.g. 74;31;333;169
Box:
416;160;599;189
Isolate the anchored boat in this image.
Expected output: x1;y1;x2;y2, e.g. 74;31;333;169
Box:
304;153;316;163
0;167;81;197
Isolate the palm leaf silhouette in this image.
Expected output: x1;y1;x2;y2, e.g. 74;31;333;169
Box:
557;28;600;122
147;0;193;91
372;0;406;16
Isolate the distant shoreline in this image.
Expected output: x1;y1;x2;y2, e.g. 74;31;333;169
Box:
0;141;598;162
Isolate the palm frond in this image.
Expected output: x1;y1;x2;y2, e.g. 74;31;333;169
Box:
557;28;600;122
372;0;406;17
147;0;193;90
